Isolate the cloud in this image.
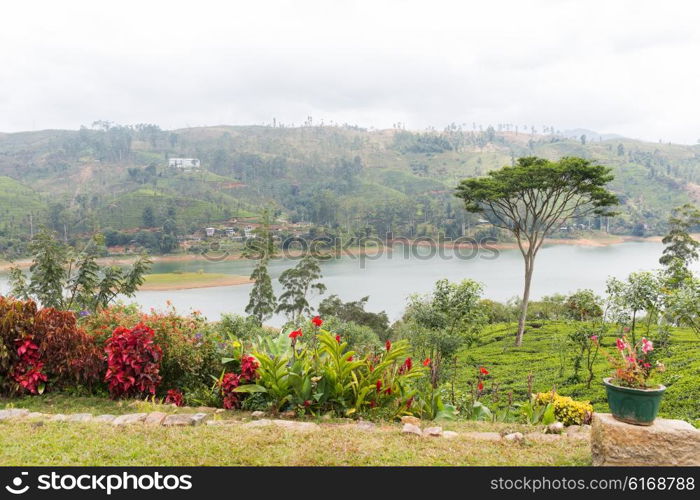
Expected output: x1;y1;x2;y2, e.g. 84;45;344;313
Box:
0;0;698;143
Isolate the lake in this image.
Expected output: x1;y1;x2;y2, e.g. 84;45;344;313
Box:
2;241;695;326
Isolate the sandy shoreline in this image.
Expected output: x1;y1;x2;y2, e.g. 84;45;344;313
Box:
139;275;253;291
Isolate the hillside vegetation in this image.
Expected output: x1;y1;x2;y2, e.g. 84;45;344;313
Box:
1;124;699;255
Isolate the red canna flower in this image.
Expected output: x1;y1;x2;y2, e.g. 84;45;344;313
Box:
399;357;412;374
423;358;431;367
376;380;382;392
311;316;323;327
335;335;341;343
385;340;392;351
479;366;489;375
477;381;484;392
289;329;303;339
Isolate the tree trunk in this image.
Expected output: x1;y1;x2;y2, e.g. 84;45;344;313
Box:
515;255;534;346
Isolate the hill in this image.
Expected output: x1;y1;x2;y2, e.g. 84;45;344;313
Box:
0;123;698;254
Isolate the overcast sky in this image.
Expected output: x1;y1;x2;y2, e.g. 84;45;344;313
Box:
1;0;699;143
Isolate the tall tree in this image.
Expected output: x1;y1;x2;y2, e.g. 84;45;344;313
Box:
244;210;278;324
659;203;700;285
456;156;618;346
245;259;277;325
276;255;326;323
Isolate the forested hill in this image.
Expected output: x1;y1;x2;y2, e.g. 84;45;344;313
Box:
0;123;699;254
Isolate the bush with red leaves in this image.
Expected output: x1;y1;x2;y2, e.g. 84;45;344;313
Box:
220;372;241;409
0;297;37;394
11;337;47;394
164;388;185;407
104;323;163;399
239;355;259;383
0;297;102;395
35;308;102;388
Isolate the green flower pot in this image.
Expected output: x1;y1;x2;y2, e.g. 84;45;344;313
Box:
603;377;665;426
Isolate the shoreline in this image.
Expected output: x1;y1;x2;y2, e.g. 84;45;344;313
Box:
0;234;672;281
139;273;253;291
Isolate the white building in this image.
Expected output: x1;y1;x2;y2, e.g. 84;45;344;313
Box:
169;158;201;170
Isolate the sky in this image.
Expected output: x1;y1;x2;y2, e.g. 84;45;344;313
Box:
1;0;699;143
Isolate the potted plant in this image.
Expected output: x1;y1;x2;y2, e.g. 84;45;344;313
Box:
594;335;666;425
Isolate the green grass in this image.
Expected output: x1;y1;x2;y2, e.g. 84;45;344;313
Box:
0;419;589;466
0;394;184;416
459;322;700;427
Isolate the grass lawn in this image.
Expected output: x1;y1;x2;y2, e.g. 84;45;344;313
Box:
0;395;590;466
141;272;251;290
0;423;589;467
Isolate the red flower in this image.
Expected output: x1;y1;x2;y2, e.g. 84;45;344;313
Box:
385;340;392;351
616;338;625;351
369;400;377;408
405;397;414;409
311;316;323;327
303;400;311;407
384;387;392;395
335;335;341;343
423;358;431;367
289;329;303;339
477;381;484;392
399;357;412;374
347;355;354;362
376;380;382;392
479;366;489;375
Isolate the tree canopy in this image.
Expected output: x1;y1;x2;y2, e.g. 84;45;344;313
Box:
456;156;618;345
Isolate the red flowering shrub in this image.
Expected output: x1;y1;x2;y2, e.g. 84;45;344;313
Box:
104;323;163;399
11;337;47;394
220;372;242;409
165;388;185;407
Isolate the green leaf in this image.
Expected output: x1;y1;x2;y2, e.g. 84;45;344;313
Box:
232;384;268;394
